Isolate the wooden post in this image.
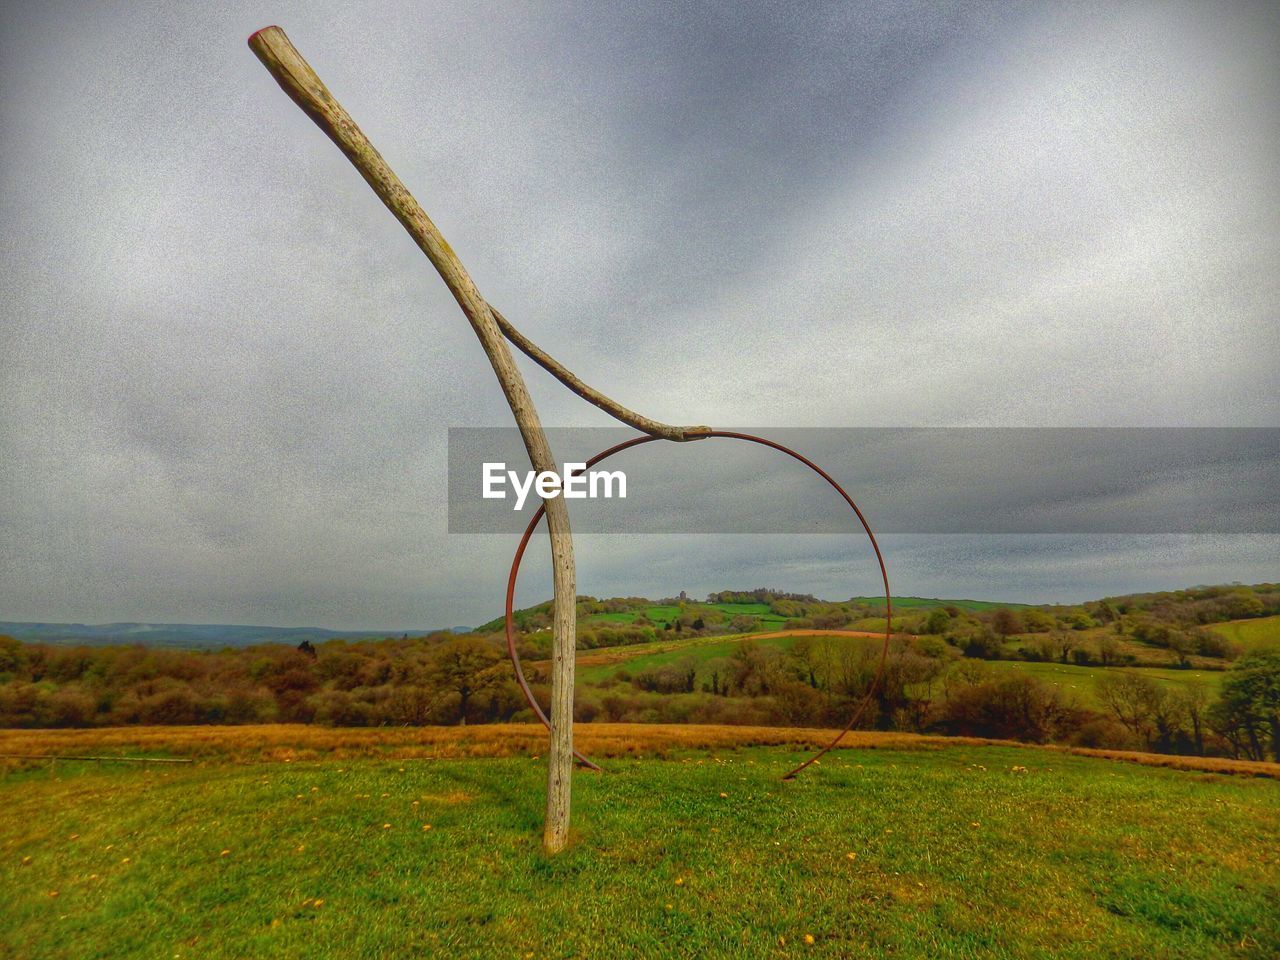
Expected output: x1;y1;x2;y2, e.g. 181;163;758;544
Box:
248;26;578;850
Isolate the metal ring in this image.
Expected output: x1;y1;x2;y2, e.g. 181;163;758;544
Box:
503;431;892;779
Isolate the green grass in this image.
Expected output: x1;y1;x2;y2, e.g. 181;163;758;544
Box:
653;602;792;627
583;604;795;630
577;631;889;685
585;611;652;625
983;661;1225;709
708;603;777;617
579;634;809;683
644;605;683;624
850;596;1029;612
494;596;1032;636
1208;615;1280;652
3;746;1277;959
576;627;1230;711
847;617;910;633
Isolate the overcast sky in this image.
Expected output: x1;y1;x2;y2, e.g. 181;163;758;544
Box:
1;1;1277;629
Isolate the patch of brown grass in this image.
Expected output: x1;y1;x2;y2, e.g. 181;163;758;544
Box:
418;791;474;805
1059;746;1280;777
0;723;1275;779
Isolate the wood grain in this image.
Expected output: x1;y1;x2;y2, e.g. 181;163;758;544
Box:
247;25;584;849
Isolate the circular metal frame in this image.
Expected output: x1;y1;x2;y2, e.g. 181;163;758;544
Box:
503;431;892;779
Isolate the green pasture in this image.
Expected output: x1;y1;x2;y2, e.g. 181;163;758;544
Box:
3;745;1276;959
1208;615;1280;652
982;660;1225;709
850;596;1029;612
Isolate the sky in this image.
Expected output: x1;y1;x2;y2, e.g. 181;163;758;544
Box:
1;0;1277;629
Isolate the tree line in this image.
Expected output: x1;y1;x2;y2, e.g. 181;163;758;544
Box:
0;633;524;728
600;637;1280;761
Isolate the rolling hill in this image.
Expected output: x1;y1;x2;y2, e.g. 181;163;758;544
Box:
0;621;454;650
1208;614;1280;651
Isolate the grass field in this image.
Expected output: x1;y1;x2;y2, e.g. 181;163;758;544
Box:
1208;615;1280;652
998;626;1231;670
3;727;1276;959
849;596;1029;612
709;602;776;617
536;597;1029;635
847;617;911;633
585;605;681;626
573;629;1228;709
982;660;1225;709
582;603;794;630
575;630;884;684
578;632;804;682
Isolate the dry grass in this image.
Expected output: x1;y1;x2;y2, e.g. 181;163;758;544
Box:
1;722;1277;778
0;723;969;764
1061;747;1280;777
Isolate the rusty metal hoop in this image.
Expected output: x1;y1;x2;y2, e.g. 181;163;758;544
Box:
504;431;892;780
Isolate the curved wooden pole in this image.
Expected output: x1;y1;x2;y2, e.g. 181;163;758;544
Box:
247;25;584;850
489;307;710;442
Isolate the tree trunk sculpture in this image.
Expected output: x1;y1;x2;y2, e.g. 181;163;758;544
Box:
247;25;708;852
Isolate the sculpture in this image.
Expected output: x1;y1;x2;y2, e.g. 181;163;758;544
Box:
248;26;888;852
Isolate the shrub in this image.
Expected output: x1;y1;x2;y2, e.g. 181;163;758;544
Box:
938;675;1069;742
1071;717;1136;750
1209;651;1280;760
309;690;374;726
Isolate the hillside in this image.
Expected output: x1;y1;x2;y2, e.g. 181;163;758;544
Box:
0;621;452;650
475;593;1026;636
3;581;1277;766
11;584;1275;653
848;595;1031;611
568;630;1229;709
3;727;1277;959
1208;614;1280;651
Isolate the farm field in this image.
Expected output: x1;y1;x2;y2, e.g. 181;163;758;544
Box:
571;628;1227;709
575;629;882;682
491;601;801;634
584;605;684;626
981;660;1225;709
997;626;1226;670
580;603;793;631
846;616;912;633
1208;615;1280;652
849;596;1030;611
3;727;1277;959
507;597;1027;636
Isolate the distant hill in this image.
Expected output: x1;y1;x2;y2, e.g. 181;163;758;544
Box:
0;621;458;650
477;593;1030;635
847;595;1030;611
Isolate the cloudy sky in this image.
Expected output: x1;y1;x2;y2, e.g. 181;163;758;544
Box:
1;0;1276;629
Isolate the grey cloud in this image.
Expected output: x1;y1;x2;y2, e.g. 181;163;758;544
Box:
1;1;1277;629
449;428;1280;534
